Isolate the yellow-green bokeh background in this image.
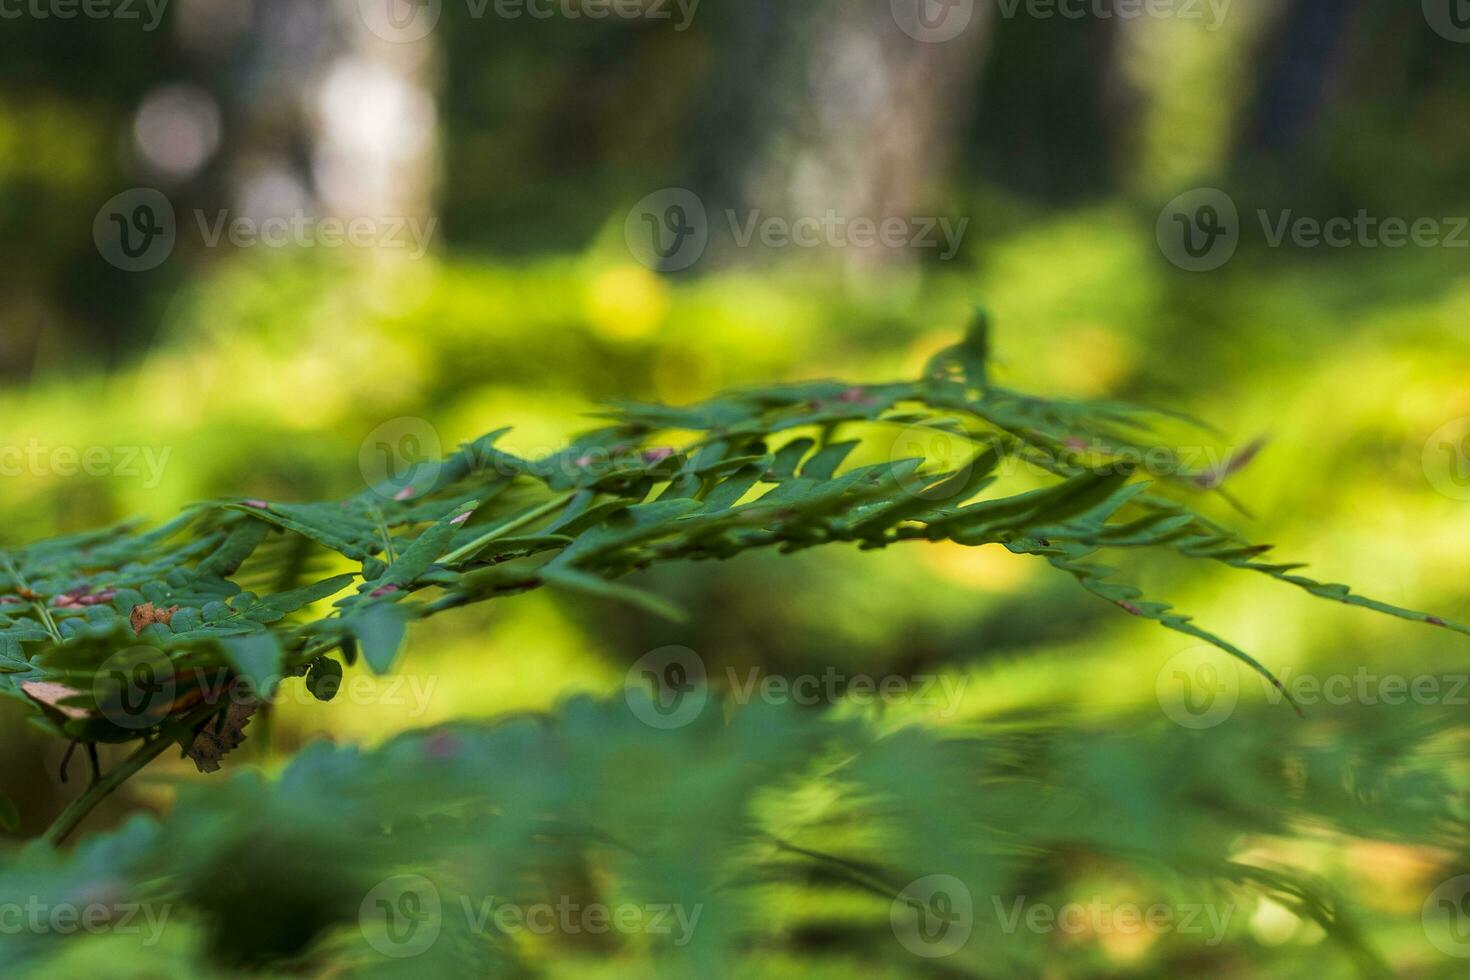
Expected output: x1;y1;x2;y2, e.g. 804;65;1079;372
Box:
3;3;1470;974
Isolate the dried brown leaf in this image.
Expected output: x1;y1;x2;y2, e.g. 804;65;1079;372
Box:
129;602;180;634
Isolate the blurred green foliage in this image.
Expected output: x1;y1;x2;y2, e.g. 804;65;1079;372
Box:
1;0;1469;976
5;697;1470;977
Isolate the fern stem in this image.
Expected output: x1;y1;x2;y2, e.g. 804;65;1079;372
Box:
41;701;219;847
2;552;62;644
367;501;397;563
437;491;576;566
41;738;170;847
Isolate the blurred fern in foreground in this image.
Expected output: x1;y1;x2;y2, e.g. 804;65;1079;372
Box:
4;698;1469;977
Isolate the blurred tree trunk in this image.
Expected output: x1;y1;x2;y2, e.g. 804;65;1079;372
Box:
177;0;438;231
967;12;1126;201
1107;0;1285;194
692;0;992;268
1240;0;1369;154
